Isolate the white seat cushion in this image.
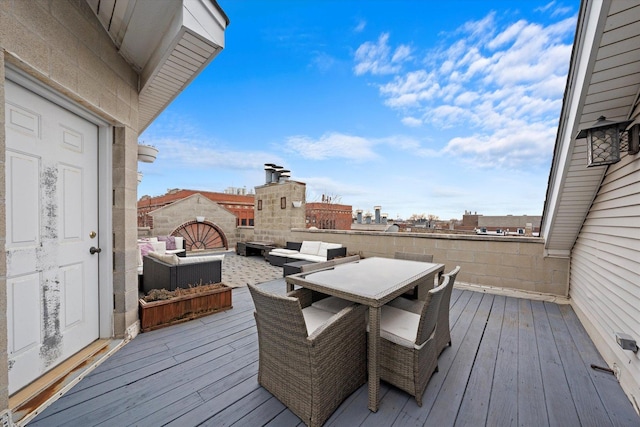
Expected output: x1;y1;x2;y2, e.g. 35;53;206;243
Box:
269;248;299;255
377;305;420;349
312;296;354;314
301;306;334;335
318;242;341;258
288;253;326;262
300;241;322;256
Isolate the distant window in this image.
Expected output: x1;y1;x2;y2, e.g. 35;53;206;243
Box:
241;219;247;226
249;219;254;226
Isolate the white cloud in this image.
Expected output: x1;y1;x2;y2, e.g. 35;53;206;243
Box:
401;116;423;127
284;132;379;161
354;19;366;33
353;33;411;76
354;7;577;170
149;137;283;171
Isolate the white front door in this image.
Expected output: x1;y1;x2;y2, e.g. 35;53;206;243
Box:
5;80;100;394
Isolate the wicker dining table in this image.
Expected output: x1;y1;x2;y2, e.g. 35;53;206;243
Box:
285;257;445;412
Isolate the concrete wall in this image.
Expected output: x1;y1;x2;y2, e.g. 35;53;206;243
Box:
1;0;140;411
288;229;570;297
254;181;306;245
149;194;237;249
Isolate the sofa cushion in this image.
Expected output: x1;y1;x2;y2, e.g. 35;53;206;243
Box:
177;254;224;265
138;242;155;259
301;306;334;336
300;241;322;256
269;248;299;256
312;296;354;314
174;236;184;250
376;305;421;349
147;251;179;265
318;242;341;258
288;253;325;263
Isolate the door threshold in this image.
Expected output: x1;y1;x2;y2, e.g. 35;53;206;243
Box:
9;338;124;426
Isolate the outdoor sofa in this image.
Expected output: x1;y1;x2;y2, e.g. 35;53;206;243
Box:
266;241;347;267
141;252;224;293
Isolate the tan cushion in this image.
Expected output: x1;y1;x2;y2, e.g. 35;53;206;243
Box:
177;254;224;265
147;251;179;265
378;305;420;349
301;306;334;336
312;296;354;314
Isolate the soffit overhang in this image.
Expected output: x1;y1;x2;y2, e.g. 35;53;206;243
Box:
86;0;229;132
541;0;640;257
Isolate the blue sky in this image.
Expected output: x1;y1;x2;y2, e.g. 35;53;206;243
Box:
138;0;579;220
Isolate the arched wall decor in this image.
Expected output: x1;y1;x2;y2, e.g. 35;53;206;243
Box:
171;220;228;251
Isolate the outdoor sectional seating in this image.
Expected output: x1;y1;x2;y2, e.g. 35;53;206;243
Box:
141;252;224;293
266;241;347;267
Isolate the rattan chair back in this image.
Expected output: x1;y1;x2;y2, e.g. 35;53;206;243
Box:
436;265;461;355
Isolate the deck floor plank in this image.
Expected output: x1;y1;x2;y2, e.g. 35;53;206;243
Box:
454;294;504;427
545;302;612;427
28;282;640;427
557;304;640;426
427;292;494;425
396;290;483;425
531;300;581;426
486;296;519;427
517;298;549;426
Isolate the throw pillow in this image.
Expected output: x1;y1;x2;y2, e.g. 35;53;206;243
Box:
139;242;154;257
157;235;176;250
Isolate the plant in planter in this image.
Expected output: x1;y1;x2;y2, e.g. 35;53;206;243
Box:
139;282;232;332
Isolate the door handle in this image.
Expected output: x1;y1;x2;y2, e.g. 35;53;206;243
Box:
89;247;102;255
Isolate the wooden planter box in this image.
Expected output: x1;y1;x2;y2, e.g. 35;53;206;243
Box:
139;284;232;332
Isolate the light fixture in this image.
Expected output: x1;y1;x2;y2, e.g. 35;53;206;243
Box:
576;116;639;167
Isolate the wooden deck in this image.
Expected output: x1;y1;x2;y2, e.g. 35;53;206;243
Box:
29;279;639;426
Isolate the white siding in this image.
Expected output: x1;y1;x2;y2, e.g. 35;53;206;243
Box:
570;153;640;406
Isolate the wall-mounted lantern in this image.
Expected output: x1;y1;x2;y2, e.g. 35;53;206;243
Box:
576;116;639;167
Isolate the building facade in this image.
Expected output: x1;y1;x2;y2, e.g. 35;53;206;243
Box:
138;188;255;228
0;1;228;423
306;202;353;230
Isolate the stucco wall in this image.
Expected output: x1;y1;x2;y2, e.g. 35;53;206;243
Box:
254;181;306;245
150;194;237;249
288;229;570;297
0;0;140;410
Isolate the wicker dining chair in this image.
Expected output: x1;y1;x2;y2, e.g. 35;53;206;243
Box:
377;275;448;406
394;252;435;299
388;266;461;356
248;284;367;427
435;265;461;355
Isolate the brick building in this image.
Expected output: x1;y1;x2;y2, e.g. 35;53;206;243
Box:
138;188;255;228
306;202;353;230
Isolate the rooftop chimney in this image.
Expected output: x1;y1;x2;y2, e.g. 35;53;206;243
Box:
356;209;363;224
264;163;276;184
279;169;290;183
272;165;283;183
374;206;381;224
